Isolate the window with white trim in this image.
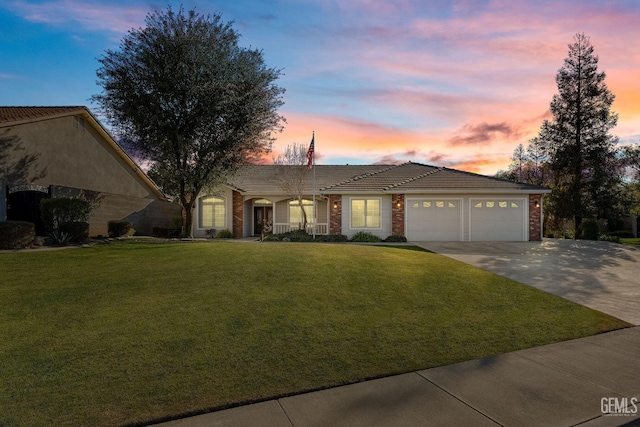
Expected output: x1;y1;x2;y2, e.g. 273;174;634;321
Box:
289;199;314;224
199;196;226;228
351;198;380;228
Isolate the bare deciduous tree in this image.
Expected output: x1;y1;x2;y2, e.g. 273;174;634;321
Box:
273;144;312;230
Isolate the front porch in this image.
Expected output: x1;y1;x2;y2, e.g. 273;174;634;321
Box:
272;222;329;235
241;195;330;238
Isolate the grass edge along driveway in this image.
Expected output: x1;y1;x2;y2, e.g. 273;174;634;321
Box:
0;241;630;427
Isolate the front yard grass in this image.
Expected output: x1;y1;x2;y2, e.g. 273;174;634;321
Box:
621;237;640;248
0;241;629;426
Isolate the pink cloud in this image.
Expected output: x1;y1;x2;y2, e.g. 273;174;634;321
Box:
448;122;523;146
8;0;148;34
373;155;405;165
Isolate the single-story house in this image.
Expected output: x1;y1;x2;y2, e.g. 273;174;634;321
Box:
0;106;180;235
194;163;551;241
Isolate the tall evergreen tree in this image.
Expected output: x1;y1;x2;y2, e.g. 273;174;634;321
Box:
535;33;620;235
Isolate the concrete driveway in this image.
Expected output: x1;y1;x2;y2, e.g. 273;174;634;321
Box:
413;239;640;325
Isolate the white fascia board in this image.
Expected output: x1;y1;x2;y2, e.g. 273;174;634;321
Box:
321;188;551;195
394;188;552;194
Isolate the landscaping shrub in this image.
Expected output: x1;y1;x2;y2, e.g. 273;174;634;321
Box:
315;234;349;242
152;227;181;238
280;229;314;242
263;231;349;242
262;233;280;241
577;218;599;240
350;231;381;242
49;230;72;246
384;235;408;242
215;229;233;239
40;198;92;233
606;230;634;238
599;234;621;243
59;221;90;243
108;220;134;237
0;221;35;250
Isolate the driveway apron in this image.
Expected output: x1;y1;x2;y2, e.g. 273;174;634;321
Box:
413;239;640;325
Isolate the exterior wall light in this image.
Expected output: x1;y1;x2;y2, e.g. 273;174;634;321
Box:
534;200;540;209
333;202;338;210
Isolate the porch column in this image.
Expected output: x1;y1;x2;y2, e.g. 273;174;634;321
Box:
329;195;342;235
232;190;243;238
391;194;405;237
529;194;542;241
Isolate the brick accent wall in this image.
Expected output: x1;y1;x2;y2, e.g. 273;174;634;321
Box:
391;194;405;236
329;195;342;235
232;190;243;238
529;194;542;241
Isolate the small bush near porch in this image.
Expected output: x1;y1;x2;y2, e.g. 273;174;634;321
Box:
0;241;629;426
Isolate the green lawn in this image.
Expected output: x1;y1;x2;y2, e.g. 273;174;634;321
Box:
0;241;629;426
621;237;640;248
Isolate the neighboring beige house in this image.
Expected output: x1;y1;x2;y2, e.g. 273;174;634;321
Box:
0;106;180;235
195;163;551;241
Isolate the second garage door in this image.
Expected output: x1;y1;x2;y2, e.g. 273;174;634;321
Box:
406;198;462;241
470;199;526;241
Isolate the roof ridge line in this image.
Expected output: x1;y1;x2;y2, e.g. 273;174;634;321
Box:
321;163;406;190
383;166;443;190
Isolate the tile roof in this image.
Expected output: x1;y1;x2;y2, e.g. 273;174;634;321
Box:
229;162;549;194
228;165;385;194
1;107;548;195
0;106;87;124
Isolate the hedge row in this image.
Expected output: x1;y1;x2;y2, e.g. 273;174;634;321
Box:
40;198;92;233
0;221;35;250
262;230;407;243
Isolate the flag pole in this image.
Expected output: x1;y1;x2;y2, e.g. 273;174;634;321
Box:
312;131;316;239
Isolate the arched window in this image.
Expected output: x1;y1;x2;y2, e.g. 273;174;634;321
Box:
199;196;226;229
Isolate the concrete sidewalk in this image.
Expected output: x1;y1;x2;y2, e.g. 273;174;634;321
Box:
153;327;640;427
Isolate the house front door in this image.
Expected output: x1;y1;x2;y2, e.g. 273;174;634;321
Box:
254;206;273;235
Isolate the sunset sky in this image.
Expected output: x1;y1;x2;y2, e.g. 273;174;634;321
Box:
1;0;639;175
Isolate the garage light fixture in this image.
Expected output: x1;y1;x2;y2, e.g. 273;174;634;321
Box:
396;201;402;208
333;202;338;210
534;200;540;209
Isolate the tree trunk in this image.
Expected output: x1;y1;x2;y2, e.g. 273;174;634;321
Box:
575;215;583;239
183;200;195;238
298;197;308;231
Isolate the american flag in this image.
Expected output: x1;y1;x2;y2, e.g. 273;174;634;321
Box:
306;133;314;169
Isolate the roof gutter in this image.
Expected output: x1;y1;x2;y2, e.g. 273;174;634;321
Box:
320;188;552;195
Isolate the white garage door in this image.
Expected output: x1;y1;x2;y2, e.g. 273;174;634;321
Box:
406;199;461;241
470;199;526;241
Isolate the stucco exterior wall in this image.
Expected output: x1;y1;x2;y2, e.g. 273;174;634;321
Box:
2;116;155;198
1;114;180;234
48;185;180;236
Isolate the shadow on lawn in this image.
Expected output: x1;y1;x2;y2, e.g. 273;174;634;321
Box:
417;239;640;325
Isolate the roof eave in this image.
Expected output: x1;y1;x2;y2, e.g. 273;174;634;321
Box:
320;188;552;195
79;110;169;201
0;108;88;127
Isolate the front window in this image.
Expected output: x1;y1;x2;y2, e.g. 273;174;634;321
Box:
199;196;226;228
289;199;314;224
351;198;380;228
